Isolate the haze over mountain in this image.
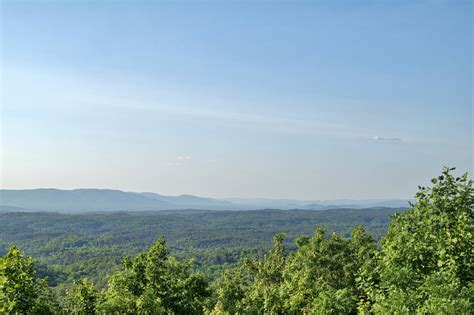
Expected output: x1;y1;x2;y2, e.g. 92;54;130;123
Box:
0;189;411;213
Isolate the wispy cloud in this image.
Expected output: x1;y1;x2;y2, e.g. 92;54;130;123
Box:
98;98;376;140
372;136;402;142
5;66;380;141
9;65;393;142
168;156;191;167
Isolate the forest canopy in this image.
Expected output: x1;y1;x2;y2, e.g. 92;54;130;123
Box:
1;167;473;314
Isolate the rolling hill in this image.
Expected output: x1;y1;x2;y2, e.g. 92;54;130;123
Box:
0;189;411;212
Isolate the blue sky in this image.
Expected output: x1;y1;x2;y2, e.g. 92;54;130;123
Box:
1;1;472;199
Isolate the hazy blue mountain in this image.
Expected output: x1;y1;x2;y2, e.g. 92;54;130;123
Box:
0;189;175;212
0;205;29;212
0;189;411;213
222;198;306;210
222;198;411;210
302;203;356;210
0;189;236;212
302;199;411;210
137;192;234;208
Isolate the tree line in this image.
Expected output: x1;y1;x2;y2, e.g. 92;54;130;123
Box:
1;167;473;314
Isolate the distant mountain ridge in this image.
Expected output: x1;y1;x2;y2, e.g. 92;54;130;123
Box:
0;188;411;213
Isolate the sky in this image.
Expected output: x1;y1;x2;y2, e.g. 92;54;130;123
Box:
0;0;472;200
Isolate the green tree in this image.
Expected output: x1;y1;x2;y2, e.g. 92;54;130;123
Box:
353;226;381;313
0;246;60;314
212;267;251;314
98;237;209;314
244;233;287;314
281;228;359;314
212;233;288;314
365;167;474;313
0;246;38;313
65;278;99;314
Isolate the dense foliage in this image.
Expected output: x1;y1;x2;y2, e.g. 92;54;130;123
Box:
211;168;474;314
1;168;472;314
0;207;399;290
0;247;60;314
363;168;474;313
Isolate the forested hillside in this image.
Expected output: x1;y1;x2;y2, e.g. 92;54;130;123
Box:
0;207;400;291
1;168;473;314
